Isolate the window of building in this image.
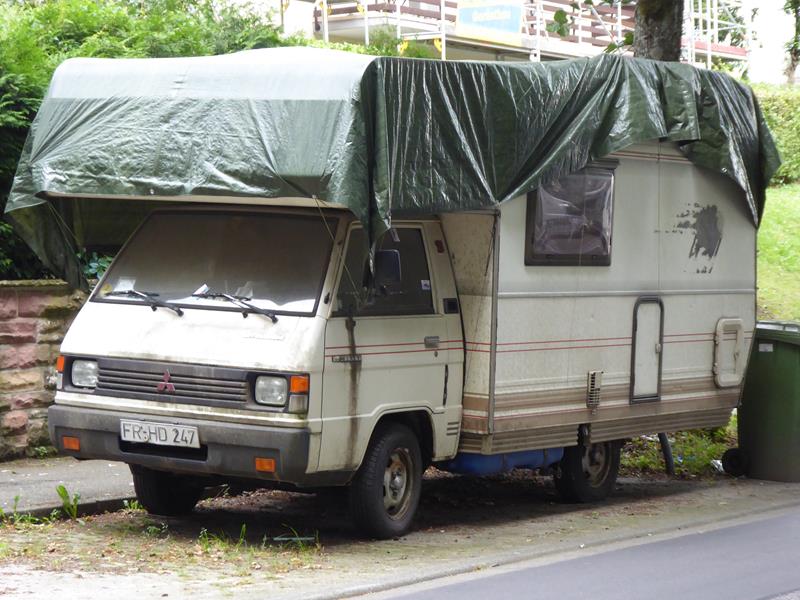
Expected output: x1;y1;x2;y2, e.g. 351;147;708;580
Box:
335;226;434;317
524;164;616;266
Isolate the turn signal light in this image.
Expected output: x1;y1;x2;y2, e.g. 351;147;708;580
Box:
289;375;309;394
255;457;276;473
56;355;65;373
62;436;80;451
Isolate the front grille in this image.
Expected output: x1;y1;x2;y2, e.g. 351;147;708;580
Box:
93;358;250;405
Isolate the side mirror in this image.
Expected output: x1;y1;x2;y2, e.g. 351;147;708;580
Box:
374;249;401;287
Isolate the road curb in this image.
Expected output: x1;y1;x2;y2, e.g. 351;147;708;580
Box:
316;498;800;600
26;496;137;519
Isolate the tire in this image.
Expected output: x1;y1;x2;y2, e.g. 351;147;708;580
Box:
130;465;204;516
554;440;621;503
348;423;422;539
722;447;747;477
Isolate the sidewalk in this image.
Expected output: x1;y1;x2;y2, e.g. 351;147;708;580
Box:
0;456;134;515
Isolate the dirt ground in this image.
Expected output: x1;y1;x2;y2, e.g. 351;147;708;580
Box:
2;469;799;599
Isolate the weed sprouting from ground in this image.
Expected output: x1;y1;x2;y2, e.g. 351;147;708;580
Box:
122;499;144;512
31;446;58;459
143;521;169;538
0;496;62;527
55;485;80;520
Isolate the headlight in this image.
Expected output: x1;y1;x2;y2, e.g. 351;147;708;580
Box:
71;360;98;388
254;376;287;406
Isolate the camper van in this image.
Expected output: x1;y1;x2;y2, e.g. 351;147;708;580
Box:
7;49;774;539
46;141;753;538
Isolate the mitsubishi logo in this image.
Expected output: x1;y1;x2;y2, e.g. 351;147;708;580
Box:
157;370;175;393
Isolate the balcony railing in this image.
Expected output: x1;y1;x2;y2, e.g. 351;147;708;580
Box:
311;0;748;63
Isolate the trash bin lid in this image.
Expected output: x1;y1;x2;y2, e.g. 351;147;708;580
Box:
755;321;800;347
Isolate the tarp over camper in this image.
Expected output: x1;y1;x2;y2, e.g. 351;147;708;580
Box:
4;47;780;287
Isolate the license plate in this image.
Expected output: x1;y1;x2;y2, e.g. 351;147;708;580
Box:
120;420;200;449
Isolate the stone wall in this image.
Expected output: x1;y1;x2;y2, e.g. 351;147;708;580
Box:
0;281;86;459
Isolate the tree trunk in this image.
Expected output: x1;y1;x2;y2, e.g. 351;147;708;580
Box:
633;0;684;61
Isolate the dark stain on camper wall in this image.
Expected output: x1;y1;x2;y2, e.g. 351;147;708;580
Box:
675;204;724;268
688;205;723;259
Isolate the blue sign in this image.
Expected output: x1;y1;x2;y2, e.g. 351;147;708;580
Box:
456;0;525;45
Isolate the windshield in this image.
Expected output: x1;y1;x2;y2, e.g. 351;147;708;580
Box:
95;211;336;315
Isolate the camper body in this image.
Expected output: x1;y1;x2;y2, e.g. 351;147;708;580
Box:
48;142;754;537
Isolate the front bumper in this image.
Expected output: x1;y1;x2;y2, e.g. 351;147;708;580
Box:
49;404;312;484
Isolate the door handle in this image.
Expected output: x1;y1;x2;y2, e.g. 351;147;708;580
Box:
424;336;440;349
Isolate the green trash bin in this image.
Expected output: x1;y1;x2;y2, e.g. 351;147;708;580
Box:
737;321;800;482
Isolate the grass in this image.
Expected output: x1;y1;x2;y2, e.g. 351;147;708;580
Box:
621;413;737;477
758;184;800;320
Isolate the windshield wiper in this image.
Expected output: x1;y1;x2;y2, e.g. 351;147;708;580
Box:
192;291;278;323
104;289;184;317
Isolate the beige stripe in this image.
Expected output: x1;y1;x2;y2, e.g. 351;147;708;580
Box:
466;377;724;414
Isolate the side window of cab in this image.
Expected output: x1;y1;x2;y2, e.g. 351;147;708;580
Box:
334;226;435;317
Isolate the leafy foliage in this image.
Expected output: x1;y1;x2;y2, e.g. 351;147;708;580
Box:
755;85;800;184
0;221;50;279
77;250;113;280
621;415;737;477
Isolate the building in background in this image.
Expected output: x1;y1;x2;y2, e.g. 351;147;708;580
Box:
257;0;793;80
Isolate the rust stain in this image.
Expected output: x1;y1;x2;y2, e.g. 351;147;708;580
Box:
345;314;361;468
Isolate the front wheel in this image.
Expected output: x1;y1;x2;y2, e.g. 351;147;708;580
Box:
348;424;422;539
554;440;621;503
130;465;204;516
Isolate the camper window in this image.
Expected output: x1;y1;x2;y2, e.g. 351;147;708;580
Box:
525;166;615;266
335;227;435;317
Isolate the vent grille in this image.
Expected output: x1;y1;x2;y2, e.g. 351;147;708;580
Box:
95;360;249;405
586;370;603;412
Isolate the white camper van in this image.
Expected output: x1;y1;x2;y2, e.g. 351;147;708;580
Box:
48;141;754;538
7;49;775;539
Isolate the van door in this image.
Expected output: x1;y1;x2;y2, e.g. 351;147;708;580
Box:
630;296;664;403
319;223;457;471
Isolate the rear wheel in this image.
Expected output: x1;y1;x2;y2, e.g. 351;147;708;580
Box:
130;465;204;516
348;424;422;539
554;440;621;503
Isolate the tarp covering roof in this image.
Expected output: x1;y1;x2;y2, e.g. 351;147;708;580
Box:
5;47;780;287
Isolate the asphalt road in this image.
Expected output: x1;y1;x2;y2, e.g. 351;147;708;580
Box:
370;506;800;600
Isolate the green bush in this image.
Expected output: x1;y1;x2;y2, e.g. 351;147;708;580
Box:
755;84;800;184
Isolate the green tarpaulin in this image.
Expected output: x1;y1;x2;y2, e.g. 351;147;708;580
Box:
4;47;781;288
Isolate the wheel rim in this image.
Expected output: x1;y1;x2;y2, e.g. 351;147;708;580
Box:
383;447;414;520
581;442;612;487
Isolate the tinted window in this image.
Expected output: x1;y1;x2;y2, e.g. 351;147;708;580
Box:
525;167;615;266
96;211;335;315
335;227;434;316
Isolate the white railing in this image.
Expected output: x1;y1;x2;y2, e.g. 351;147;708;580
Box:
312;0;749;62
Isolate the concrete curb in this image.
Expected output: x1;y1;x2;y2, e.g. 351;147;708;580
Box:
26;496;137;519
